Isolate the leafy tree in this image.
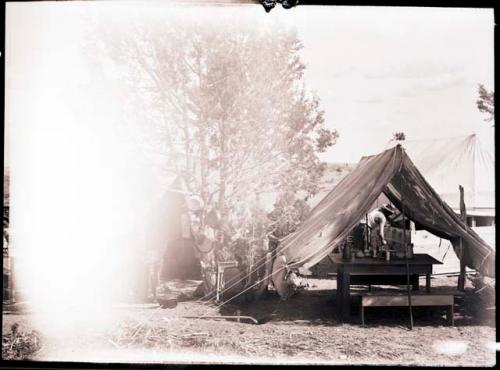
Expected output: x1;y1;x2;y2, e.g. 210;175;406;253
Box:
91;15;337;287
477;84;494;124
268;194;312;238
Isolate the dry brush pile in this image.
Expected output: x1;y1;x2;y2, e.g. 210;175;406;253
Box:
2;323;43;360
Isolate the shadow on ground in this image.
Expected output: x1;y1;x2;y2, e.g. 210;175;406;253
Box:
217;284;495;328
219;289;337;325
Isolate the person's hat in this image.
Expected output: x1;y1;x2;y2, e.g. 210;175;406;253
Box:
381;203;397;214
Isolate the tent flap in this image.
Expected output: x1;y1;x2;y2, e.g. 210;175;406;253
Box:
385;153;495;277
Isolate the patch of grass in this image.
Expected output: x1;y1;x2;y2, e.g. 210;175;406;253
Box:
2;323;42;360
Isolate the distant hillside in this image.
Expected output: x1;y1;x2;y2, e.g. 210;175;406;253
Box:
307;162;356;208
318;162;357;192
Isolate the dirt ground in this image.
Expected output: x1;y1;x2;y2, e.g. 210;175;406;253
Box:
2;277;496;366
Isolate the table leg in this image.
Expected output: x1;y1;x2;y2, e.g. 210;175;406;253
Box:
446;305;454;326
342;272;351;321
336;271;343;318
426;274;431;292
411;274;419;290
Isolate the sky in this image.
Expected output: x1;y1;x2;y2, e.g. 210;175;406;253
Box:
290;6;495;162
5;3;495;164
3;2;495;358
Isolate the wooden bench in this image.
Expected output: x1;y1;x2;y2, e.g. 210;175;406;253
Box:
355;291;464;326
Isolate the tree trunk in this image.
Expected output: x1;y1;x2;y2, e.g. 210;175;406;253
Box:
199;128;208;226
183;118;191;189
218;122;228;245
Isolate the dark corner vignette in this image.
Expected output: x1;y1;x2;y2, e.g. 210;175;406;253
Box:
258;0;495;12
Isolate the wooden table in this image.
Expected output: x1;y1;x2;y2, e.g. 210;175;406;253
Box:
332;253;442;321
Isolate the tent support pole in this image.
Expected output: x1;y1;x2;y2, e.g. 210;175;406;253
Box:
401;179;414;330
458;241;466;291
458;185;467;291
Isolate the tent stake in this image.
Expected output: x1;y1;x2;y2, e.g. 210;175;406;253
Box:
401;178;414;330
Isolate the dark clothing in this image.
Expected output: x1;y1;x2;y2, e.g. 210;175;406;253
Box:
351;223;369;251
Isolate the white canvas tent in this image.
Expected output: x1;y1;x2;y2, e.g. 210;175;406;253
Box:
387;134;495;213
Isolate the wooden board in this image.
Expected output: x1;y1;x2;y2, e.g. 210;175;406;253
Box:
331;253;442;266
362;294;453;307
349;274;418;286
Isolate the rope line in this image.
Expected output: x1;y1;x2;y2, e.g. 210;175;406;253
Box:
441;243;451;263
161;265;289;337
